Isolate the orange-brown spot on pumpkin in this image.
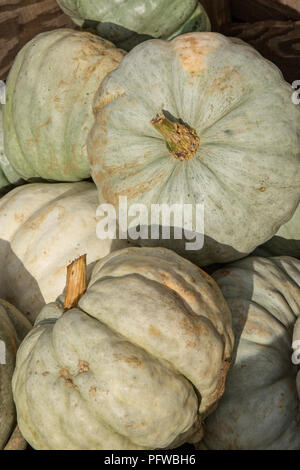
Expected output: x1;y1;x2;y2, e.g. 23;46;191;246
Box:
149;325;161;337
78;360;89;374
37;118;51;130
102;169;167;206
113;353;143;368
14;213;25;224
173;33;220;76
89;386;97;398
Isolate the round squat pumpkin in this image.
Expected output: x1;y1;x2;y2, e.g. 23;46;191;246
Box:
0;181;129;322
200;255;300;450
0;105;22;194
254;203;300;259
12;247;234;450
0;299;31;449
56;0;211;51
3;29;125;182
88;32;300;267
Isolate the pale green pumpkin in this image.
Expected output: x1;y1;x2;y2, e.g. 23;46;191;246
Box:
88;32;300;267
0;105;22;193
0;299;31;449
3;29;125;182
12;247;233;450
56;0;211;50
200;256;300;450
254;203;300;258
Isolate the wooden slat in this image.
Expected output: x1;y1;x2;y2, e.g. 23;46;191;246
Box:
221;19;300;84
201;0;232;31
231;0;300;22
0;0;75;80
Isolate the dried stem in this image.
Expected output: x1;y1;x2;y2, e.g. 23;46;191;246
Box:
151;112;199;161
64;255;87;311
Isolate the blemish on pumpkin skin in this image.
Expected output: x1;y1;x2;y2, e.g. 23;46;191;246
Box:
42;371;49;376
37;118;51;130
113;353;143;368
173;34;220;76
102;169;167;206
78;360;89;374
14;213;25;224
149;325;161;337
89;386;97;398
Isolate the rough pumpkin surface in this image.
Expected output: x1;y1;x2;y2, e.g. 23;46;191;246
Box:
2;29;126;182
12;247;234;450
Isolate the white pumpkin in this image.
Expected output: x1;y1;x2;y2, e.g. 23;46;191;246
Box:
12;247;234;450
0;182;129;322
201;255;300;450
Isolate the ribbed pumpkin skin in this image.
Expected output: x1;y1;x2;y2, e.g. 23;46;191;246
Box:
0;106;22;193
57;0;211;50
88;33;300;267
0;182;129;322
254;204;300;258
12;247;234;450
3;29;125;182
201;256;300;450
0;299;31;448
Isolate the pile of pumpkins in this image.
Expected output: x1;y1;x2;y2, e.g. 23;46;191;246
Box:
0;0;300;450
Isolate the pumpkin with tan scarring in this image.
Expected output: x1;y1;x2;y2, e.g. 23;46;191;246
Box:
3;29;126;182
0;299;31;449
0;181;129;322
200;255;300;450
12;247;234;450
56;0;211;51
88;32;300;267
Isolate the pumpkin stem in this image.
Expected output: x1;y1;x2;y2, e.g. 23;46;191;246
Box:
64;255;87;311
151;112;199;161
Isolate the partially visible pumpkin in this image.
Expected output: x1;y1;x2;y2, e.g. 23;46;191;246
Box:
0;105;22;194
201;255;300;450
0;299;31;449
12;247;233;450
254;203;300;258
3;29;125;183
56;0;211;50
0;181;129;322
88;32;300;267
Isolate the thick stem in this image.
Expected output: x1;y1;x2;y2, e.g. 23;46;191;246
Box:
151;112;199;161
64;255;87;311
4;425;27;450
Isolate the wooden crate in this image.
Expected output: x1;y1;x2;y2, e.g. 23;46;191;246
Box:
0;0;299;84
